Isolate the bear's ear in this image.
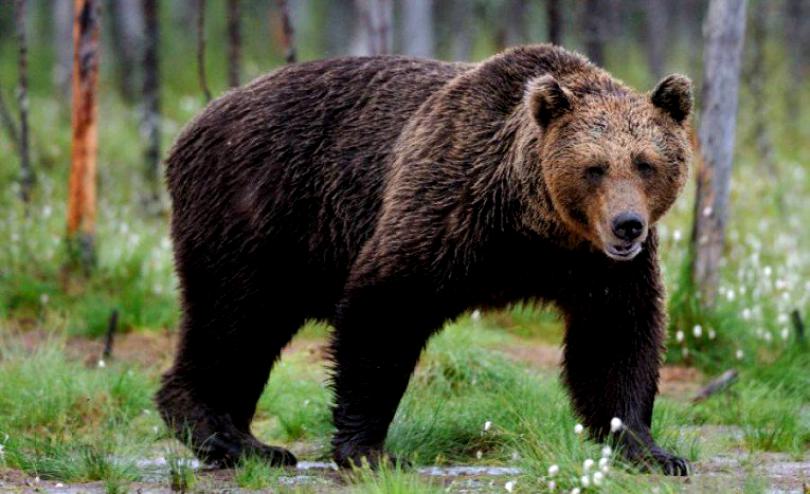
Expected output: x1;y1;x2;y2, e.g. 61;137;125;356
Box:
650;74;693;124
525;75;573;128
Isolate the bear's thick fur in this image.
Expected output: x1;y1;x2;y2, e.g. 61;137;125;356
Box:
156;44;693;475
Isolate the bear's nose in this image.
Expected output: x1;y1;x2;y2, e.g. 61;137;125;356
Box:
612;212;645;241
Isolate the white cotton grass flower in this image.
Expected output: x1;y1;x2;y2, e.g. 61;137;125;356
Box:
735;349;744;360
471;309;482;322
593;471;605;486
476;450;483;459
483;420;492;432
548;464;559;476
547;480;556;491
598;457;609;470
692;325;702;338
781;327;790;341
570;488;581;494
601;446;612;457
97;359;106;368
610;417;623;433
504;480;516;492
583;458;594;472
675;330;684;343
580;475;590;487
672;229;682;242
708;328;717;340
574;423;584;435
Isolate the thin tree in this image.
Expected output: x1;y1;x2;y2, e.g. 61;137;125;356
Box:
0;87;19;153
196;0;212;102
227;0;241;86
401;0;433;58
546;0;562;45
644;0;667;80
783;0;807;125
449;0;474;60
277;0;296;63
746;0;777;180
691;0;748;306
14;0;34;203
353;0;392;55
106;0;143;102
142;0;161;210
581;0;606;66
67;0;101;270
53;0;73;99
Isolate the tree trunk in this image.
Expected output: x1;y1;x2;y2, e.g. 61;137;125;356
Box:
352;0;392;55
546;0;562;45
227;0;241;86
276;0;296;63
196;0;211;102
746;0;777;181
106;0;143;102
581;0;606;66
401;0;433;58
67;0;101;271
142;0;161;211
53;0;73;99
783;0;806;125
15;0;34;204
449;0;474;60
691;0;747;306
0;87;19;152
643;0;667;79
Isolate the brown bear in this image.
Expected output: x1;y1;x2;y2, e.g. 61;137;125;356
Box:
156;44;693;476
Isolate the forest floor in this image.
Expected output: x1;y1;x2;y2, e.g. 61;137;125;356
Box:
0;322;807;494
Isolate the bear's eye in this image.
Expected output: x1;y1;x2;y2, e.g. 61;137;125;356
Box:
636;161;655;177
585;165;607;182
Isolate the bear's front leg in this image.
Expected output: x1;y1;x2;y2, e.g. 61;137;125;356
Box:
330;272;444;469
558;252;689;476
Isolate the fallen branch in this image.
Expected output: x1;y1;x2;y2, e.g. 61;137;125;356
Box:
691;369;738;404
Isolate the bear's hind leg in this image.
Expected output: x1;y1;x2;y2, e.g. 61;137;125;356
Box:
156;261;301;467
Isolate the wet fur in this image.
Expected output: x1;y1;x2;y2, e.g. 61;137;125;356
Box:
156;44;691;475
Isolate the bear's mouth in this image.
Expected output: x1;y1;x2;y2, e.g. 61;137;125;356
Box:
605;242;642;261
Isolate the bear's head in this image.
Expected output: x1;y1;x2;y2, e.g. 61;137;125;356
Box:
525;73;692;261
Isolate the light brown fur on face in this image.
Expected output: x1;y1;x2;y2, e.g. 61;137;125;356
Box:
527;74;692;260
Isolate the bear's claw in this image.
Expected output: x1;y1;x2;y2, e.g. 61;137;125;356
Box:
650;447;690;476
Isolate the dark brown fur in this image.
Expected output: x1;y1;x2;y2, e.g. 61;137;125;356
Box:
156;44;693;475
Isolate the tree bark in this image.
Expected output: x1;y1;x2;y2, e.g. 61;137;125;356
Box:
276;0;296;63
691;0;747;306
0;87;19;152
352;0;392;55
401;0;433;58
783;0;807;125
67;0;101;271
643;0;667;79
106;0;143;102
546;0;562;45
581;0;606;66
142;0;161;210
746;0;777;181
15;0;34;204
227;0;241;86
53;0;74;99
196;0;211;102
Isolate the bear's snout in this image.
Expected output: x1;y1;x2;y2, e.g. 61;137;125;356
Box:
612;212;645;242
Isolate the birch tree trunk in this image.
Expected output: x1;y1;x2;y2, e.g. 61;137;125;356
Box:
401;0;433;58
142;0;161;211
67;0;101;271
15;0;34;204
227;0;241;86
546;0;562;45
691;0;747;306
53;0;74;99
352;0;392;55
106;0;143;102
